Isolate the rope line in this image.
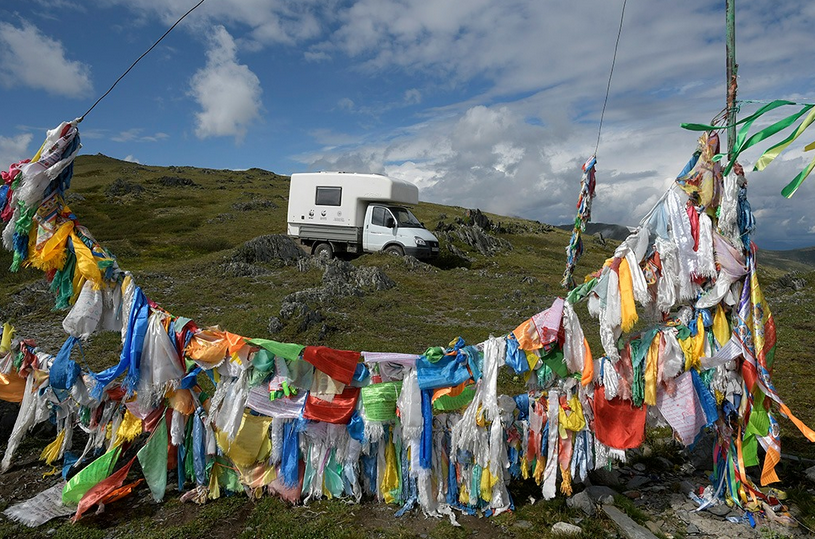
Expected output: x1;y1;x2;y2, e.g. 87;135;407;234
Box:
79;0;207;122
594;0;628;156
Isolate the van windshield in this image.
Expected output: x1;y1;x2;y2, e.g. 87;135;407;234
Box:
389;206;423;228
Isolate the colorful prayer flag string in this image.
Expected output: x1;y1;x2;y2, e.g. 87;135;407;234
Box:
561;156;596;290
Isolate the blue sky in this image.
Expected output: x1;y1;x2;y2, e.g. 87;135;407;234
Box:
1;0;814;249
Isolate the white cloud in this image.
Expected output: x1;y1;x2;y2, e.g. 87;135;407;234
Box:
189;26;263;142
100;0;325;48
0;21;92;98
404;88;421;105
112;128;170;143
123;154;141;163
0;133;34;169
31;0;86;12
337;97;355;111
304;50;331;62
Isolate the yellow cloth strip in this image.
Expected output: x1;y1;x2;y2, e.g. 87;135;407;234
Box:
618;258;638;332
71;232;103;288
215;412;272;468
754;108;815;171
39;430;66;465
1;322;13;353
644;333;660;406
712;304;730;347
27;221;74;272
114;409;143;446
381;434;400;504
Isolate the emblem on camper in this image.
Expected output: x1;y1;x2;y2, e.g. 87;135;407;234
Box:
321;210;327;217
308;210;314;218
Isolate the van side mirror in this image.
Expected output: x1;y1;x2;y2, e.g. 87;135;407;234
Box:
385;217;395;228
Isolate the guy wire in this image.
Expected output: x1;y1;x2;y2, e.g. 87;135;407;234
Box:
594;0;628;157
79;0;207;122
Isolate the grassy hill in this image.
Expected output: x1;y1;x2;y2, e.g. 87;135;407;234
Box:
1;154;814;538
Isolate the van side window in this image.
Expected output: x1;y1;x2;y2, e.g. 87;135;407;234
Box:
371;206;386;226
315;186;342;206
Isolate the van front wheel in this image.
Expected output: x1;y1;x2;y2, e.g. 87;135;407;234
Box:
384;245;404;256
313;242;334;259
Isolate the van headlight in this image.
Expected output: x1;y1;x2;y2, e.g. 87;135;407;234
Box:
414;236;427;246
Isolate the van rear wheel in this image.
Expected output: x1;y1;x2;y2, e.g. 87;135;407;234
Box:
313;242;334;259
384;245;404;256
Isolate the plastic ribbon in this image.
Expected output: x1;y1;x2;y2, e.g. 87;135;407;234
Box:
92;286;149;398
62;445;121;505
722;103;814;176
280;420;301;487
780;140;815;198
137;413;169;502
50;336;81;390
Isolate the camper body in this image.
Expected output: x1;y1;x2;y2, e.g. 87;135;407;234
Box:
287;172;439;259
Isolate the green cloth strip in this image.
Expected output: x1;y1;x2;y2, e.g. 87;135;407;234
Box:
432;385;476;412
246;338;304;362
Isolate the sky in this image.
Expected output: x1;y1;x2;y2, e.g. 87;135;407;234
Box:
1;0;814;250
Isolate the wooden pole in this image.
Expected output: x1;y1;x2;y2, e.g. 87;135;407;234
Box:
726;0;738;160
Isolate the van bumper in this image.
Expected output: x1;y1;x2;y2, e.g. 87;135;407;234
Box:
405;244;439;259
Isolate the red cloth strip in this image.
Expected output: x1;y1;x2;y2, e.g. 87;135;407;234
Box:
303;346;360;385
303;386;360;424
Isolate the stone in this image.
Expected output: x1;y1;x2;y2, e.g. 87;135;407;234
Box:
656;457;674;470
450;224;513;256
566;490;596;517
706;503;730;517
551;522;582;536
602;505;660;539
806;465;815;484
626;475;651;490
232;234;305;264
514;520;533;530
106;178;144;198
679;480;696;496
584;485;618;503
686;523;700;534
623;490;641;499
771;272;807;292
679;463;696;475
683;432;715;470
633;463;647;472
221;261;272;277
589;467;622;487
644;521;664;535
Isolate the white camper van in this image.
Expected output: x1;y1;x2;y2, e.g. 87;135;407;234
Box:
287;172;439;259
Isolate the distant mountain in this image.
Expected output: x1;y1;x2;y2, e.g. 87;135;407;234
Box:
757;246;815;272
555;222;633;242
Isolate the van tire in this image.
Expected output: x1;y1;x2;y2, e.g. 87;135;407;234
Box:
313;242;334;259
384;245;404;256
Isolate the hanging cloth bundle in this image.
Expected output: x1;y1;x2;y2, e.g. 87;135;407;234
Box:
562;157;597;290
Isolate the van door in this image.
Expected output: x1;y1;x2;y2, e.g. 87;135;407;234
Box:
364;205;397;252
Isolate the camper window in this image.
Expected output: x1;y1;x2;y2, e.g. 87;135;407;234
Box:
316;186;342;206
